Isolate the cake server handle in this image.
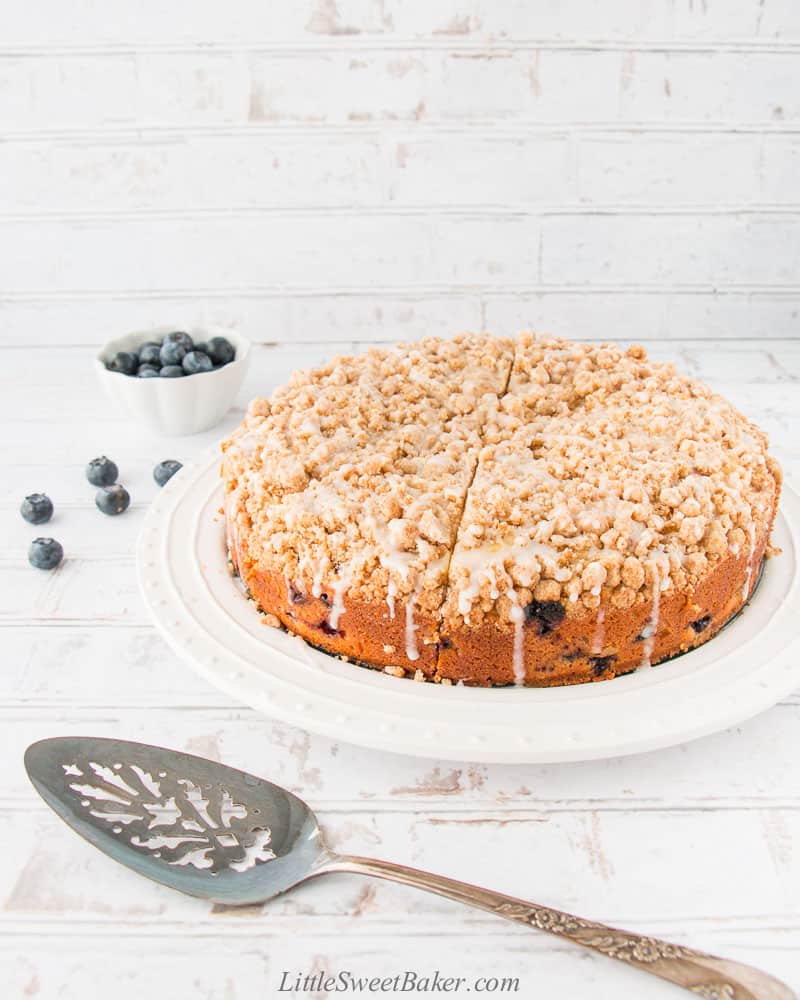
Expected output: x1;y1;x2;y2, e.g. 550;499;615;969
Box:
326;855;794;999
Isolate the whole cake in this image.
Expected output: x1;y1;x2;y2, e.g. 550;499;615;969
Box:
222;333;781;686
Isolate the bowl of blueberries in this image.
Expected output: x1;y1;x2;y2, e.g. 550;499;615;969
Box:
96;327;251;435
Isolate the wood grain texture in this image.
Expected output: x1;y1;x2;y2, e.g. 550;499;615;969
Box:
2;5;800;342
2;3;799;996
2;1;800;47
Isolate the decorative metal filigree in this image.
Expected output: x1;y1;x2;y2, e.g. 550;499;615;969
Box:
63;759;275;874
492;902;760;997
496;902;697;961
690;986;736;999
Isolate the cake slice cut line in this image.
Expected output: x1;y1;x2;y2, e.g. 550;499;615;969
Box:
427;346;516;670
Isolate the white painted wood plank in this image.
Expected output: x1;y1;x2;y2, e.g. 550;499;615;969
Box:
3;290;800;346
0;132;575;212
486;291;800;344
3;805;798;936
2;508;154;561
6;131;800;213
3;213;800;296
4;702;800;809
3;49;800;129
575;133;763;205
541;213;800;285
0;936;672;1000
0;558;146;625
3;1;800;47
0;214;547;293
4;931;796;1000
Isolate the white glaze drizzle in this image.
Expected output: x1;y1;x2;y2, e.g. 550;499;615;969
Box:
453;537;570;623
507;589;525;685
741;520;757;602
329;568;351;631
311;559;326;599
386;578;397;620
639;560;663;669
591;606;606;655
404;591;420;662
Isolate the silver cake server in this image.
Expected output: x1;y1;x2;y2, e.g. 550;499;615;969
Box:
25;736;794;999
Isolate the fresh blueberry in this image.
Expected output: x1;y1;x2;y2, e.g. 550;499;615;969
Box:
137;364;160;378
160;331;192;365
28;537;63;570
193;341;208;355
20;493;53;525
164;331;193;350
523;599;566;636
95;484;130;516
182;350;213;375
86;456;118;487
160;364;185;378
138;341;162;366
159;339;189;366
206;336;236;366
153;460;183;487
107;351;138;375
589;655;617;676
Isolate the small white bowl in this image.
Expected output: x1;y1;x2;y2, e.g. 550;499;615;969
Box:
96;327;251;436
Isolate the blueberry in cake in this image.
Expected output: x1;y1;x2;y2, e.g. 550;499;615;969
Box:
222;333;781;687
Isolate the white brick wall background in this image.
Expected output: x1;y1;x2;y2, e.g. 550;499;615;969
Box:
2;0;799;347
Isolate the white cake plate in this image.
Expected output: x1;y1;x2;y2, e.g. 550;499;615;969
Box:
137;449;800;763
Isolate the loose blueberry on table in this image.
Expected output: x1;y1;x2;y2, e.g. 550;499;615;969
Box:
28;537;63;570
96;484;130;516
153;460;183;487
86;456;118;487
20;493;53;525
105;332;236;378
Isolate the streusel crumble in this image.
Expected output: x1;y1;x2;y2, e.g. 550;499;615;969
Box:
222;333;781;686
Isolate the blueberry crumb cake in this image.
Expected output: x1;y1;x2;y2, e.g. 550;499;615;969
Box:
222;333;781;687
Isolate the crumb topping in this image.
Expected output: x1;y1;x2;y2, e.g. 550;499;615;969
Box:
222;334;514;620
222;332;781;643
444;333;780;628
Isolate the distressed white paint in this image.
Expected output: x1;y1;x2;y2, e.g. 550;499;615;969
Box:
1;6;800;344
2;3;800;996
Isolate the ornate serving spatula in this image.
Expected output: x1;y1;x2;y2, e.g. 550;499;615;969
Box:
25;737;794;999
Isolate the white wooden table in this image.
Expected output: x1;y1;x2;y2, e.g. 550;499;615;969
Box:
2;339;799;999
